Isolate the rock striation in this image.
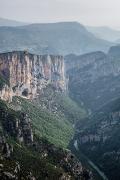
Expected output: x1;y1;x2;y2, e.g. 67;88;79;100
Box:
0;51;66;101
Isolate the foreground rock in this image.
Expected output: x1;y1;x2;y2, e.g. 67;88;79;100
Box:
0;99;92;180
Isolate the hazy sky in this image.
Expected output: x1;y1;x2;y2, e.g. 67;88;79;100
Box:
0;0;120;27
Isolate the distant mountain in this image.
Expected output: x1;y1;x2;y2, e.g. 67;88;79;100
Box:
115;38;120;43
0;21;113;55
0;17;28;27
87;26;120;42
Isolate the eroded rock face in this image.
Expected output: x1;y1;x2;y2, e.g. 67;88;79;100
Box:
65;47;120;111
1;111;34;145
0;51;66;101
0;135;36;180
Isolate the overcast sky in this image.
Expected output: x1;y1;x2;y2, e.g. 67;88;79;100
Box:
0;0;120;27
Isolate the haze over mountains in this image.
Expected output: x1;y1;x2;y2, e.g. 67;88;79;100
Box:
87;26;120;42
0;17;28;27
0;18;113;55
1;17;120;180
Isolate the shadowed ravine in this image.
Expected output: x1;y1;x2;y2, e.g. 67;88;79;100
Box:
69;139;108;180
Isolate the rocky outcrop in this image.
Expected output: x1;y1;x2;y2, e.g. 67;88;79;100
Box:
0;136;13;158
0;51;66;101
1;112;33;145
32;139;92;180
0;99;92;180
0;101;33;145
0;135;36;180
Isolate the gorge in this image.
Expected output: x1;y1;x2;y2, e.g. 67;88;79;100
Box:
1;0;120;177
0;50;92;179
1;43;120;179
66;45;120;180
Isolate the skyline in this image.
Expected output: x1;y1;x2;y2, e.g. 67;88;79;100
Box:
0;0;120;28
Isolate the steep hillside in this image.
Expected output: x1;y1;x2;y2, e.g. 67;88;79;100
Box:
0;49;91;179
75;97;120;180
11;96;73;148
65;46;120;112
0;22;112;55
0;50;87;148
9;84;86;148
0;99;91;180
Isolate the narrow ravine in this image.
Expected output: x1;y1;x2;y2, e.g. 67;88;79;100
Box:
73;140;108;180
87;160;108;180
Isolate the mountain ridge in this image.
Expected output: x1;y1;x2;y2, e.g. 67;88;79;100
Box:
0;17;28;27
0;21;113;55
87;26;120;42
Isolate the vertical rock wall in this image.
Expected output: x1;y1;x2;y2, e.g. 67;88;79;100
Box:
0;51;66;101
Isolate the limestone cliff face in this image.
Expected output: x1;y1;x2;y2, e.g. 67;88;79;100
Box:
0;51;66;101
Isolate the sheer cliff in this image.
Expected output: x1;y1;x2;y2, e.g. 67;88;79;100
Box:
0;50;91;179
0;51;66;101
65;46;120;112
